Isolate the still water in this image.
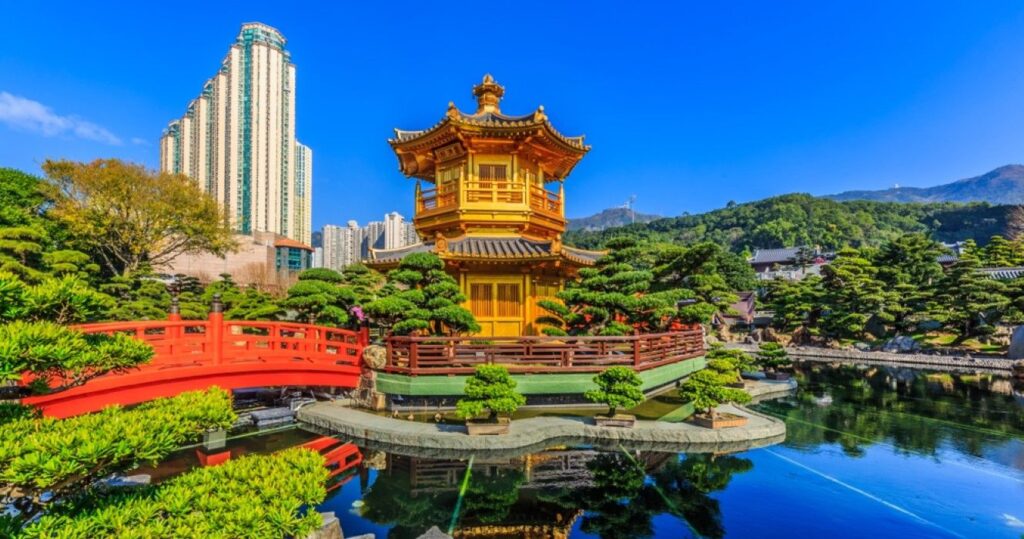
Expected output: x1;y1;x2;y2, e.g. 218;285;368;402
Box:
156;363;1024;538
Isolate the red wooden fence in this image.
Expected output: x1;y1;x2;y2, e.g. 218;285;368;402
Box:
383;327;705;376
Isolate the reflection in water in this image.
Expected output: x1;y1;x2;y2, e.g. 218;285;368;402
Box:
142;362;1024;537
329;363;1024;538
758;363;1024;460
356;449;750;539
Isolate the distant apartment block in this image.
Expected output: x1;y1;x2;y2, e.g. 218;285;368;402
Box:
317;213;421;270
159;22;313;245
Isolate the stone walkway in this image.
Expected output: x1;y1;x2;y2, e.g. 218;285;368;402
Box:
297;400;786;455
729;343;1018;373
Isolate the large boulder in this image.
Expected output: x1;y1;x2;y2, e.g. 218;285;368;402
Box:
882;336;920;354
1009;327;1024;359
363;344;387;370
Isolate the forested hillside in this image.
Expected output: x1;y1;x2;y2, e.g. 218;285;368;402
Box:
564;194;1012;252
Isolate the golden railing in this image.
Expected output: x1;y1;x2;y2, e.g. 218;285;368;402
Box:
418;185;457;211
415;181;562;215
530;185;561;215
465;180;525;204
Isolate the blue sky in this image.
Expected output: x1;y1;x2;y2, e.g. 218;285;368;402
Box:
3;1;1024;229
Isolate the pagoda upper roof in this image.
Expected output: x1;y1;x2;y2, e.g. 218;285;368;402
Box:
389;74;590;158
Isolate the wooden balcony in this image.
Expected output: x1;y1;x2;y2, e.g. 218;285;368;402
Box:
417;185;456;211
530;185;561;216
382;328;704;376
415;182;562;216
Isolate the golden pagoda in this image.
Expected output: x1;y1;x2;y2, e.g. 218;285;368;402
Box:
368;75;602;336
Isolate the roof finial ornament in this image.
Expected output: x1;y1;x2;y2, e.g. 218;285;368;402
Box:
534;105;547;122
472;73;505;114
446;101;458;119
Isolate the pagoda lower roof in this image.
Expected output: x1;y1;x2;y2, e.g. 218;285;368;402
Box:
366;236;603;265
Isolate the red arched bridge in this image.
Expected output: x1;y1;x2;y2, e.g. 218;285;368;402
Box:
23;311;368;418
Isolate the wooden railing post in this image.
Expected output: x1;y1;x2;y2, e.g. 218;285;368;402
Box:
167;297;181;355
409;340;419;374
633;331;642;367
385;338;393;372
208;294;225;364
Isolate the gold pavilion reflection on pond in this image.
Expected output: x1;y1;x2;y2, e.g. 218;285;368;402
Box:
368;74;603;336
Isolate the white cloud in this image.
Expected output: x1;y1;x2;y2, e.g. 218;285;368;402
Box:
0;91;122;145
130;137;149;146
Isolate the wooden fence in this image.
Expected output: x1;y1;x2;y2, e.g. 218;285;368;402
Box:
383;328;704;375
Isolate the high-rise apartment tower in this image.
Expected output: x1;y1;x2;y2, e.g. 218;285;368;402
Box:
159;22;312;245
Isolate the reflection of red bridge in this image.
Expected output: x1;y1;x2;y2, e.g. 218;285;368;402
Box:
23;310;368;418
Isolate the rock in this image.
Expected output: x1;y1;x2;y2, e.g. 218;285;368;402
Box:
98;474;152;489
917;319;943;332
304;512;343;539
363;345;387;369
1008;327;1024;359
417;526;453;539
853;342;872;352
881;336;920;354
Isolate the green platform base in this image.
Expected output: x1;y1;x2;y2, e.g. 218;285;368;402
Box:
374;356;706;397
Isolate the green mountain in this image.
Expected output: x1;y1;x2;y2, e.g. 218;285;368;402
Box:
827;164;1024;204
564;193;1011;252
567;207;662;231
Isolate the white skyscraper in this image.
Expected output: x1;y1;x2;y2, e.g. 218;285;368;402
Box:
384;212;405;250
363;221;386;259
159;22;313;245
322;221;363;270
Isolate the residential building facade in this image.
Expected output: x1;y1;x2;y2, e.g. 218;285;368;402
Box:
159;22;313;245
318;212;421;271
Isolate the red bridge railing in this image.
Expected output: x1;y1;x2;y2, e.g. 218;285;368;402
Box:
68;318;368;369
383;327;705;376
21;308;369;418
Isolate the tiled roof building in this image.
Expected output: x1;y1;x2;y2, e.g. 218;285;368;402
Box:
368;75;602;336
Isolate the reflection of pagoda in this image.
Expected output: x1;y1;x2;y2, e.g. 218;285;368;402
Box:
378;450;675;539
368;75;602;336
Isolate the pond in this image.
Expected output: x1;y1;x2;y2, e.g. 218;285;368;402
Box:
150;362;1024;538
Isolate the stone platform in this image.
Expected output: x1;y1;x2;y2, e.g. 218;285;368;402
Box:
297;400;786;457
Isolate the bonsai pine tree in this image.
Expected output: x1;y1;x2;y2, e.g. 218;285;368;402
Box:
585;366;645;417
0;320;153;391
456;364;525;421
704;346;756;383
679;370;751;418
281;268;358;327
819;247;899;339
756;342;791;372
365;253;479;336
933;256;1009;339
537;237;684;336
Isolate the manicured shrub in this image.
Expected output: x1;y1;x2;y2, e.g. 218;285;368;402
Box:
1;388;236;525
22;447;328;539
756;342;792;372
585;366;645;416
679;370;751;417
456;364;525;421
0;320;153;390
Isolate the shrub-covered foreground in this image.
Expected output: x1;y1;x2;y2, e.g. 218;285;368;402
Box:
20;447;328;539
0;388;236;525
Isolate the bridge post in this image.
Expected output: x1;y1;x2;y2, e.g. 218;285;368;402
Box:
209;294;225;364
167;297;181;355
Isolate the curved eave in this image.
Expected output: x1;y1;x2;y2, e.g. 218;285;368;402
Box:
389;112;589;154
562;246;605;265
